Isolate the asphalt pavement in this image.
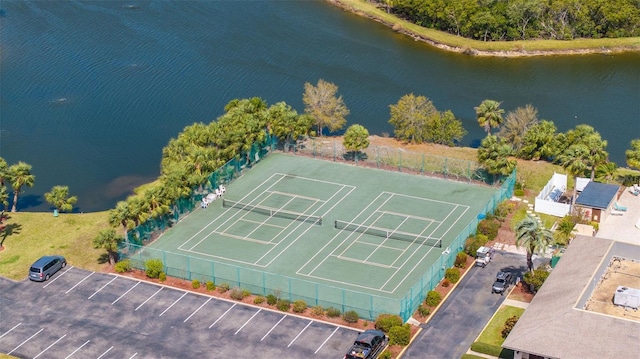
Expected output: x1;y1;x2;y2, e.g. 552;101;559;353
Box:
401;251;529;359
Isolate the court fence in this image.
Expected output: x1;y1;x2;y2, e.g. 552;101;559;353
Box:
289;138;495;185
118;136;516;321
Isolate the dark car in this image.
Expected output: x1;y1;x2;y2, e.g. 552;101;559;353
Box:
492;271;512;295
29;255;66;282
344;329;388;359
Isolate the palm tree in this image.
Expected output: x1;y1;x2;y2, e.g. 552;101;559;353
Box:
515;214;553;271
9;161;35;212
44;185;78;213
475;99;504;136
557;144;590;208
93;228;123;266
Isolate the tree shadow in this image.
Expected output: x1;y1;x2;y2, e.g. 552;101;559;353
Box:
0;222;23;249
342;151;369;162
97;253;110;265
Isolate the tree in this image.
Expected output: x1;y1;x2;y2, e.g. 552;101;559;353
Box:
515;214;553;271
93;228;123;266
557;144;590;208
267;102;313;146
8;161;35;212
626;139;640;170
0;186;8;211
44;185;78;213
517;120;558;161
389;94;438;144
343;124;370;162
427;110;467;146
475;99;504;136
477;136;516;183
498;104;539;152
595;162;618;184
302;79;349;136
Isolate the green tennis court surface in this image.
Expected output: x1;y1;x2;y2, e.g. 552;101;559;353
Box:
146;153;499;317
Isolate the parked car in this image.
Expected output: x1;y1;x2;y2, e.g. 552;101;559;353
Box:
29;255;66;282
475;246;495;268
492;271;513;295
344;329;388;359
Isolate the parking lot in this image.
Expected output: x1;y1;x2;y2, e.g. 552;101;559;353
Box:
0;267;358;358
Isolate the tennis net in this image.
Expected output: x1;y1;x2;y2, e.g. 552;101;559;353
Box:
335;220;441;247
223;199;322;225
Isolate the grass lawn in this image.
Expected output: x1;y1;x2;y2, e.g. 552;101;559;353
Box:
0;212;110;280
477;305;526;346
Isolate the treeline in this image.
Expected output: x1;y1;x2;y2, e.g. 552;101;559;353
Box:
379;0;640;41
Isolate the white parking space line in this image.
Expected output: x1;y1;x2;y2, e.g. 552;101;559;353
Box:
34;333;67;358
129;352;138;358
209;303;237;328
234;309;262;335
96;346;114;359
0;322;21;339
65;339;90;358
261;315;286;341
65;272;94;294
135;287;163;311
159;292;187;316
7;327;43;355
88;277;117;299
183;297;211;323
42;266;74;288
287;320;312;347
314;327;339;354
112;282;140;305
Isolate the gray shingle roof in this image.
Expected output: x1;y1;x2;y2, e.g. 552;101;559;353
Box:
575;182;619;209
502;236;640;359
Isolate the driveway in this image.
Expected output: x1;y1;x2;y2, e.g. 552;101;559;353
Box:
0;267;357;358
402;251;529;359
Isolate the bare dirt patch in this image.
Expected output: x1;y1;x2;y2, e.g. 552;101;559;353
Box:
585;258;640;321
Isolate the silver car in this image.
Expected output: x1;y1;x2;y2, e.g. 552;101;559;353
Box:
29;255;66;281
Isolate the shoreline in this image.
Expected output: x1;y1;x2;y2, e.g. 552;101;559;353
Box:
327;0;640;57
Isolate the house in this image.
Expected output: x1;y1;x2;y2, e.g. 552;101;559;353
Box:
502;236;640;359
573;182;620;223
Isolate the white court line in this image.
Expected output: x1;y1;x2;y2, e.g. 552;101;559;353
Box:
362;215;410;263
337;211;387;258
34;333;67;358
287;320;312;347
8;328;43;355
0;322;21;339
334;255;396;269
261;315;287;341
65;339;90;358
65;271;94;294
183;298;211;323
135;287;163;311
234;309;262;335
159;292;187;316
128;353;138;358
43;266;74;288
270;190;324;202
96;346;114;359
314;327;339;354
209;303;237;328
88;276;117;299
112;282;140;305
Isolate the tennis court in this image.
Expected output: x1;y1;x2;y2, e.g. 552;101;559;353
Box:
143;153;502;319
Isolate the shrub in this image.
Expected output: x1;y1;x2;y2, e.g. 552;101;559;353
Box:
524;268;550;293
513;189;525;197
501;316;519;338
158;272;166;282
417;304;431;317
445;267;461;283
114;259;131;273
477;218;500;240
266;294;278;305
144;259;164;279
441;278;450;287
494;200;516;219
276;300;291;312
388;324;410;346
311;306;325;316
242;289;251;298
342;310;359;324
465;234;489;256
253;296;265;304
454;252;467;268
192;279;201;289
292;300;307;313
425;290;442;307
206;281;215;291
326;307;341;318
379;351;392;359
229;287;245;300
375;314;403;333
217;282;230;293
